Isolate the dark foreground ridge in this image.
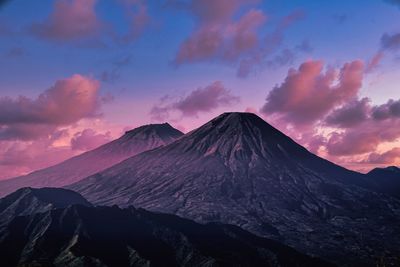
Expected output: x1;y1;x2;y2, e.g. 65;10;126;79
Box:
0;204;331;267
0;187;91;227
366;166;400;199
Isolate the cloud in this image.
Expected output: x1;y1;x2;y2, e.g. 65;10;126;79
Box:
0;120;122;180
0;74;102;140
372;99;400;120
30;0;102;42
0;124;57;141
150;81;240;120
326;131;385;156
236;10;306;78
323;98;400;157
29;0;151;45
365;52;384;72
260;60;364;128
381;32;400;51
325;98;370;128
324;117;400;158
366;147;400;164
173;1;305;78
0;74;101;125
257;58;400;165
70;128;112;151
0;130;74;179
175;4;266;64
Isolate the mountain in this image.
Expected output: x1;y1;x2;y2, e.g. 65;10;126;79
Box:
366;166;400;199
0;204;330;267
69;112;400;266
0;123;183;197
0;187;91;228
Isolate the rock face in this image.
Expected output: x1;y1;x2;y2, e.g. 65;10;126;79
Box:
0;204;330;267
366;166;400;199
0;187;91;228
0;123;183;197
70;112;400;266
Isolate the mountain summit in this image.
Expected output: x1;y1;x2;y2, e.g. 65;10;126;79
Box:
0;123;183;197
70;112;400;266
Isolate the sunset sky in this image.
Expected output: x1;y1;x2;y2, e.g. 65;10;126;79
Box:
1;0;400;179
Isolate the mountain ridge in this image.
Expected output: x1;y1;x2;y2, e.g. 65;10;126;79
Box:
0;123;183;197
0;187;91;228
0;204;331;267
366;166;400;199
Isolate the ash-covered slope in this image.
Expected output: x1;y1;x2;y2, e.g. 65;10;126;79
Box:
0;187;91;228
366;166;400;199
0;204;330;267
0;123;183;197
70;112;400;266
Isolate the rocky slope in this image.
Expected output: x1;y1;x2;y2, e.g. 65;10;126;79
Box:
69;112;400;266
0;123;183;197
366;166;400;199
0;204;330;267
0;187;91;228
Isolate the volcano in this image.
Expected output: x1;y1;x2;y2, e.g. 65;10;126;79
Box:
69;113;400;266
0;123;183;197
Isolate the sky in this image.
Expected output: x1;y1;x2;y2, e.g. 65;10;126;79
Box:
0;0;400;179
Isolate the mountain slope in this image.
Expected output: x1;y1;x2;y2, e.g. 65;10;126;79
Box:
0;187;91;228
366;166;400;199
0;123;183;197
0;204;330;267
70;112;400;266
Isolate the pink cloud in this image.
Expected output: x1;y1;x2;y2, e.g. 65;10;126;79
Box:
174;0;266;64
71;129;112;151
326;131;385;156
366;148;400;164
365;52;384;73
0;130;75;180
190;0;257;23
325;98;370;128
244;107;258;114
257;58;400;168
151;81;240;120
31;0;102;42
323;100;400;157
372;99;400;120
173;1;305;78
261;60;364;128
328;122;400;159
0;74;102;140
237;10;305;78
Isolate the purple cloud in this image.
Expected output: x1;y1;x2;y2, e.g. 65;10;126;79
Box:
151;81;240;120
0;74;103;140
